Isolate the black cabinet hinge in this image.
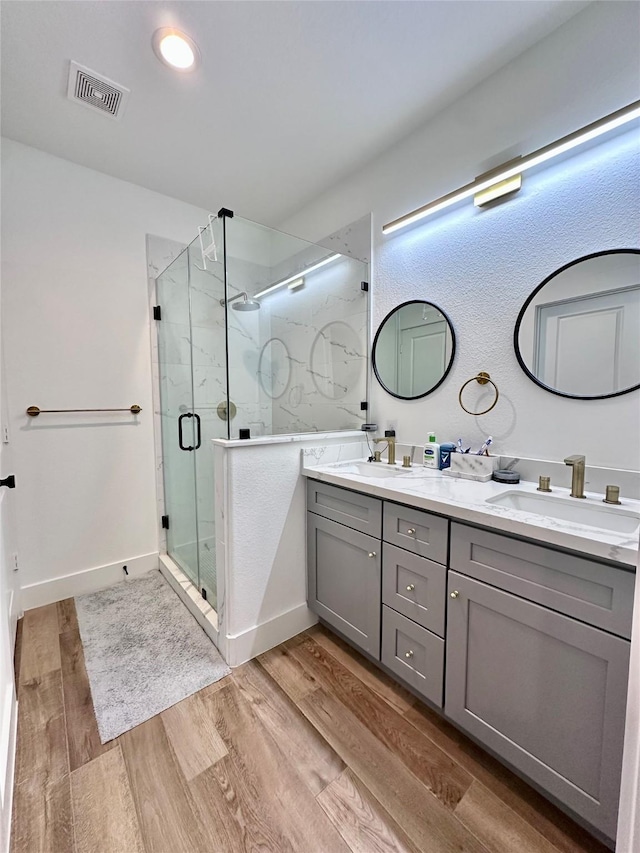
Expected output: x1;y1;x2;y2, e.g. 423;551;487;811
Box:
217;207;234;219
360;281;369;292
0;475;16;489
360;401;368;411
161;515;169;529
201;588;208;601
153;306;162;321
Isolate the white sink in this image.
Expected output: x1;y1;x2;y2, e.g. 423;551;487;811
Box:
486;490;640;534
348;461;413;479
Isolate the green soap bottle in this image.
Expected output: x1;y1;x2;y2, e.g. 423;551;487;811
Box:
423;432;440;469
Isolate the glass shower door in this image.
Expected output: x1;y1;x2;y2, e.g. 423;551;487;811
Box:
186;235;227;608
156;249;201;590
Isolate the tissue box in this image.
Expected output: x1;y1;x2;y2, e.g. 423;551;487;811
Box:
443;453;499;483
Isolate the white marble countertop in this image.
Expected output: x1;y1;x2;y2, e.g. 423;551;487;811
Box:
302;457;640;568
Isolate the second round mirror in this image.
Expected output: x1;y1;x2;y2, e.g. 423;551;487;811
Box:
373;300;456;399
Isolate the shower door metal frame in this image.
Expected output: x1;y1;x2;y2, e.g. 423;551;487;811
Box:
220;208;232;442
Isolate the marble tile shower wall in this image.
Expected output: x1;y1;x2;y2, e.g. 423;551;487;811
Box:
226;255;275;437
267;255;369;434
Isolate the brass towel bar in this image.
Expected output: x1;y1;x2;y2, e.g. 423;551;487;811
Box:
26;405;141;417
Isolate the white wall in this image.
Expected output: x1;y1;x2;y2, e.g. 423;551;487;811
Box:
1;139;211;607
281;1;640;471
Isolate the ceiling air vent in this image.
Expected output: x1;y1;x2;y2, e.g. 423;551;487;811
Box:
67;61;130;120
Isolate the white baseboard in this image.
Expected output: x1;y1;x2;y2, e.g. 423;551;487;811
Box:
226;603;318;668
20;552;159;610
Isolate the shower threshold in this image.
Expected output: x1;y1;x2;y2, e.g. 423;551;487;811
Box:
158;553;220;652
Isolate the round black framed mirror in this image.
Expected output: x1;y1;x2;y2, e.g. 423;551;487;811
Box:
514;249;640;400
372;300;456;400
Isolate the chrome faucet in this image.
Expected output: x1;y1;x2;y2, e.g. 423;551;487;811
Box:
564;454;586;499
374;436;396;465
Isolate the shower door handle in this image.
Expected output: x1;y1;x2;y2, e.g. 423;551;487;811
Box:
194;413;202;450
178;412;195;451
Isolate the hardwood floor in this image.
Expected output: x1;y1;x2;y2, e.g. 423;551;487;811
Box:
11;602;610;853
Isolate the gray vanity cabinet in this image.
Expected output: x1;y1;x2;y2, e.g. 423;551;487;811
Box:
306;477;633;840
307;512;381;659
445;570;630;839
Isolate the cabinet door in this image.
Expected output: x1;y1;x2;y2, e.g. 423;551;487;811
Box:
445;571;630;840
307;513;381;659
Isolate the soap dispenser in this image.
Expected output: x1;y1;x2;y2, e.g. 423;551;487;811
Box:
423;433;440;468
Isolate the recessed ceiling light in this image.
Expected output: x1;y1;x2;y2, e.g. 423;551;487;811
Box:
152;28;200;72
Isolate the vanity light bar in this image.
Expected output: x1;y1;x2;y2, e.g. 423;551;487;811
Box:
382;100;640;235
474;174;522;207
254;254;342;299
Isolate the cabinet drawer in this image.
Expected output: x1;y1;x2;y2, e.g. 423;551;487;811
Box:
382;543;446;637
445;571;630;839
307;479;382;537
381;606;444;707
307;513;381;659
383;502;448;564
450;523;634;638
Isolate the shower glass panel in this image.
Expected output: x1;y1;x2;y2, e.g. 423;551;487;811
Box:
156;212;369;611
186;234;227;604
156;248;200;590
156;218;226;608
225;216;368;437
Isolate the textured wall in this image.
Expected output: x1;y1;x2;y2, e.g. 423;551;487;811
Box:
216;435;365;664
280;1;640;472
371;131;640;470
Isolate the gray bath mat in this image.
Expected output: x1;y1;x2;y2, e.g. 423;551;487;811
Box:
75;570;230;743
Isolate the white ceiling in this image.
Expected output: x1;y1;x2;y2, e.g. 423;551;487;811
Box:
1;1;590;224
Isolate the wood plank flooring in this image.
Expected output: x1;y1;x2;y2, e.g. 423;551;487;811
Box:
11;602;610;853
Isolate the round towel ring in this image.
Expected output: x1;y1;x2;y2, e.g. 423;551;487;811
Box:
458;372;499;416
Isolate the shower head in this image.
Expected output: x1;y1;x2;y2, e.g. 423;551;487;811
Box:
232;296;260;312
219;291;261;312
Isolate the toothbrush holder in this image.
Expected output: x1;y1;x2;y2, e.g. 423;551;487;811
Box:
444;453;499;482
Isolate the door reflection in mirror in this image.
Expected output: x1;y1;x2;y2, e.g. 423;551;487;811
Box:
373;300;456;399
515;250;640;399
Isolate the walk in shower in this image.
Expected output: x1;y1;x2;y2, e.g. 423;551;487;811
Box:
155;212;369;611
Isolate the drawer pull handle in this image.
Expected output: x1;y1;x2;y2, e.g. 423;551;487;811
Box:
368;552;376;558
450;590;460;599
405;650;414;659
407;528;416;535
406;584;415;592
